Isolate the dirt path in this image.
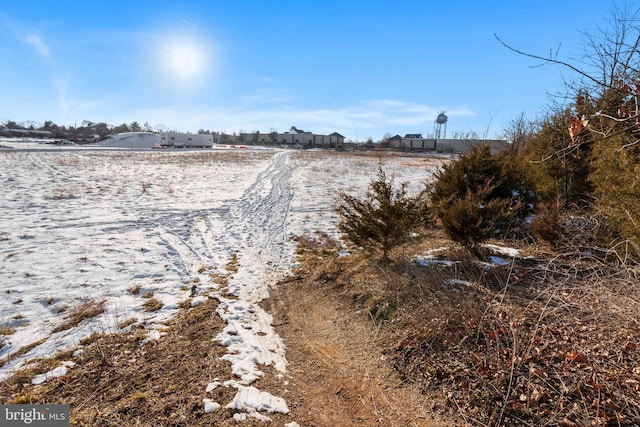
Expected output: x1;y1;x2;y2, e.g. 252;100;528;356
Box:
264;278;453;427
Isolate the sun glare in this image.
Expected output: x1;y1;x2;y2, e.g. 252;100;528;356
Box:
155;34;212;90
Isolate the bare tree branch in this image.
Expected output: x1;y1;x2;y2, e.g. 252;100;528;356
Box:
494;33;608;89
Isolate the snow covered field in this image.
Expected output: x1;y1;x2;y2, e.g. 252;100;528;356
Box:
0;142;443;420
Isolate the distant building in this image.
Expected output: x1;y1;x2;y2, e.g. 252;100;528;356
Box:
96;132;213;149
387;134;507;154
97;132;160;148
240;126;345;148
434;139;508;154
1;128;53;137
159;132;213;148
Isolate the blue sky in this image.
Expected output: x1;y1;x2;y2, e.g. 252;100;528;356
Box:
0;0;616;141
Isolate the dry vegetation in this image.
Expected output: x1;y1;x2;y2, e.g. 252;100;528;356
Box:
142;297;164;312
0;326;16;336
52;299;105;334
55;156;81;166
51;187;76;200
0;299;268;426
1;229;638;425
98;149;274;167
2;149;639;425
271;230;640;426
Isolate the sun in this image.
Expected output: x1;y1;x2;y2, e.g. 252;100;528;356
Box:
156;35;211;89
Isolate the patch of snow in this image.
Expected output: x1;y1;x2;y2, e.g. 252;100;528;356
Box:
483;243;520;258
489;255;510;266
427;246;452;254
206;380;222;392
225;383;290;414
215;296;287;384
190;295;208;307
415;256;454;267
203;399;221;413
414;247;456;267
233;413;248;422
31;361;75;385
449;279;473;286
139;329;164;345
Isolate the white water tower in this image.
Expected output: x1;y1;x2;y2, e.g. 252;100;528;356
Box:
433;112;447;139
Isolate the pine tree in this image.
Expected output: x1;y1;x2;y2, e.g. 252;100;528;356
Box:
335;167;427;262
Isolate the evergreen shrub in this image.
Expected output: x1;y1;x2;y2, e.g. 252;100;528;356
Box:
429;145;534;254
335;167;427;261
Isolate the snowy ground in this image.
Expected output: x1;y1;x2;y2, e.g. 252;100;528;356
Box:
0;140;443;421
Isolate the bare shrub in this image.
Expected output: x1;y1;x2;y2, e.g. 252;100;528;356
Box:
393;254;640;426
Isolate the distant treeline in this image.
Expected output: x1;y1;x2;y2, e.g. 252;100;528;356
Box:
0;119;215;143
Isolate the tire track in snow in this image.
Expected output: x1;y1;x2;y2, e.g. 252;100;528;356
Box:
134;151;295;419
225;150;295;287
205;151;295;418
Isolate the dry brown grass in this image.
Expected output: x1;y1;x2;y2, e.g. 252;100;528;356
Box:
120;149;274;167
51;187;76;200
2;219;636;425
266;232;455;426
399;249;640;425
0;338;47;370
0;298;291;426
0;326;17;336
279;230;640;426
52;299;105;333
117;317;137;329
142;297;163;312
225;253;240;273
54;156;81;166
